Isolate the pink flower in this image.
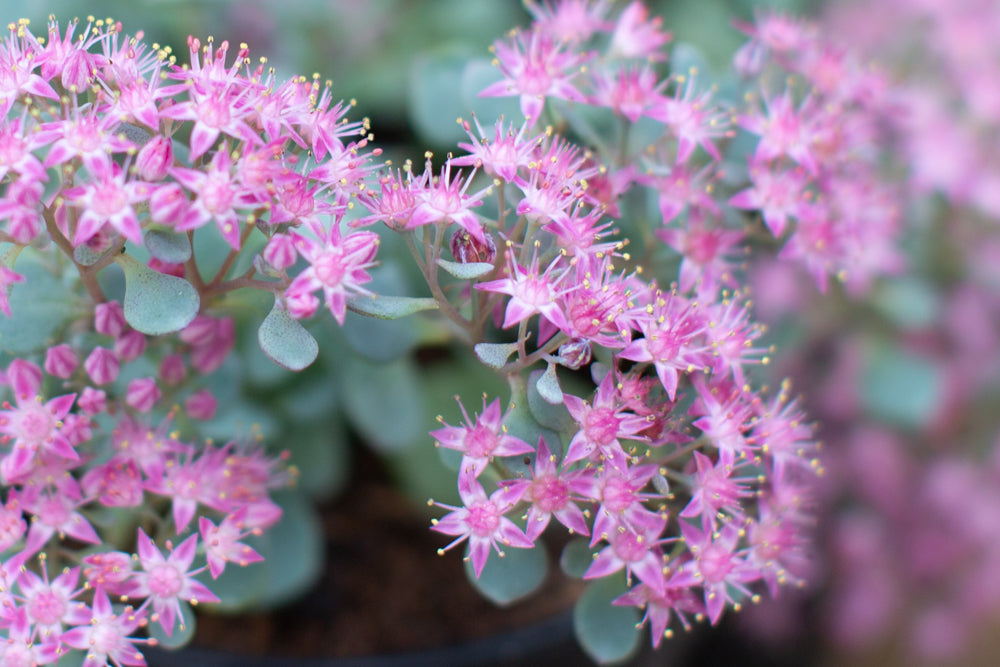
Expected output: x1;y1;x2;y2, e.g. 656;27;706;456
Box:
407;161;491;244
563;371;650;471
525;0;612;43
286;220;380;325
430;396;534;479
81;458;145;508
431;474;534;577
475;249;573;332
199;507;265;579
133;529;219;635
584;510;669;596
499;438;595;541
171;146;259;249
450;116;543;183
64;158;150;247
480;28;589;123
0;265;24;317
609;1;672;60
614;577;703;648
62;588;150;667
676;522;761;624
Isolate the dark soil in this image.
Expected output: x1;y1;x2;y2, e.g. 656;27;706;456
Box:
190;446;585;659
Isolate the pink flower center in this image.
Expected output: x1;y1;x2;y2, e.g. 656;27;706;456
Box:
517;65;552;97
601;476;636;514
463;425;497;458
28;590;66;626
515;276;553;308
583;407;621;447
197;97;232;129
201;175;234;214
646;331;682;364
612;528;649;563
17;404;54;443
312;250;347;288
0;134;25;165
530;475;568;513
93;181;128;217
148;563;183;599
699;544;735;584
465;501;500;537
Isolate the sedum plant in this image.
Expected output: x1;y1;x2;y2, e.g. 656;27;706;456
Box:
0;2;904;665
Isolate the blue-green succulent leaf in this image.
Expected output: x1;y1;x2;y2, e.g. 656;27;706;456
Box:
115;253;199;335
258;299;319;371
464;542;548;607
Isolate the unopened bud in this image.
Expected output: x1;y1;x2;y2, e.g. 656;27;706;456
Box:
450;229;496;264
557;339;592;370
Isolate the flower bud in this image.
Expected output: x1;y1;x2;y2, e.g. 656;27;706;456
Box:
135;135;174;181
450;228;497;264
150;183;190;226
45;344;79;379
78;387;107;415
185;389;218;420
84;347;120;385
114;330;147;362
62;414;93;446
558;339;592;370
94;301;126;338
263;233;297;272
126;377;161;413
160;353;187;386
285;291;319;320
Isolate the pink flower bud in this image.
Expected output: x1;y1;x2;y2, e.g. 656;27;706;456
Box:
160;354;187;386
558;339;593;370
150;183;190;226
114;330;147;362
78;387;107;415
82;459;144;507
82;551;134;592
185;389;217;420
44;344;79;379
0;499;26;552
285;291;319;320
62;414;93;446
135;135;174;181
84;347;120;385
5;359;42;398
126;377;161;413
180;315;219;346
190;317;235;374
94;301;126;337
450;228;497;264
263;233;297;271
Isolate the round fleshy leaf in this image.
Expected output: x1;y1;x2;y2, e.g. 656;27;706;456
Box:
144;229;192;264
347;294;439;320
504;375;563;472
474;342;519;369
560;538;598;578
464;541;548;607
72;244;104;266
410;49;471;146
527;368;575;433
574;575;642;665
115;253;200;335
436;258;495;280
146;600;196;649
536;362;563;404
338;354;425;452
0;247;83;354
258;300;319;371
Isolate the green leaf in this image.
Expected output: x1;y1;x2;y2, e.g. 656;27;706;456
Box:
115;253;200;335
560;538;597;578
72;244;104;266
258;299;319;371
144;229;192;264
464;542;548;607
573;575;642;665
504;375;563;472
147;601;196;649
338;354;426;452
474;341;519;369
861;345;942;430
527;369;576;433
536;362;563;404
347;294;438;320
0;247;82;354
436;258;495;280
